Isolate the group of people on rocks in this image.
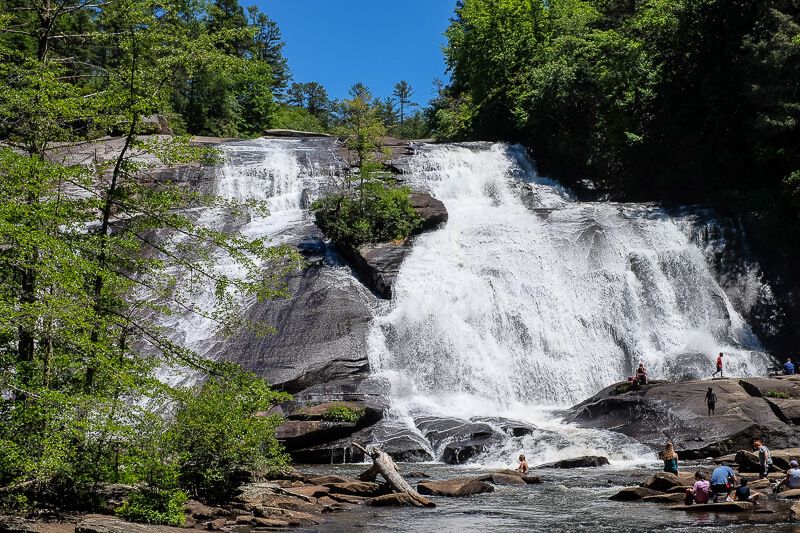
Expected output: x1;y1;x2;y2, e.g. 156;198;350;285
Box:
627;352;728;389
661;438;800;508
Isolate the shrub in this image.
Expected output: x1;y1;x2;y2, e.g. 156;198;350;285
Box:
115;489;186;527
765;390;790;399
169;369;291;503
613;383;630;395
312;180;421;246
322;404;364;423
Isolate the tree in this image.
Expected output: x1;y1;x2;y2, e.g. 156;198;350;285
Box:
0;0;299;506
287;81;332;128
392;81;417;138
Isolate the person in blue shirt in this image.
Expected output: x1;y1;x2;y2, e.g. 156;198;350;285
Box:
710;465;737;503
784;358;795;375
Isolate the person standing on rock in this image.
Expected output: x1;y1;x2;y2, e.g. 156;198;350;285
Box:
661;442;679;474
704;387;717;416
753;438;772;479
712;352;724;378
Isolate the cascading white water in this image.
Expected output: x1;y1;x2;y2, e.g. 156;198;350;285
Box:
368;143;770;462
149;138;322;384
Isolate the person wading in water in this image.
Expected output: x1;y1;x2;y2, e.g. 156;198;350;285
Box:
705;387;717;416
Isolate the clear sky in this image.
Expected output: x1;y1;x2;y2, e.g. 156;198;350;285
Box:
254;0;457;105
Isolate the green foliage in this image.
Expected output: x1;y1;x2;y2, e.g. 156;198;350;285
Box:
169;370;291;503
322;404;364;423
271;104;327;133
115;489;187;527
613;383;630;395
438;0;800;233
313;181;422;246
765;390;791;399
0;0;299;513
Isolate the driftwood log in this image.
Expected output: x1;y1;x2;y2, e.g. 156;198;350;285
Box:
352;443;435;508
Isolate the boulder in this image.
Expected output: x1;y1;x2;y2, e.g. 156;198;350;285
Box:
766;399;800;425
367;493;425;506
778;489;800;499
335;191;448;299
417;478;495;497
791;501;800;522
537;456;610;469
414;416;505;464
183;500;221;520
471;417;537;437
489;473;526;486
305;475;351;485
140;114;172;135
668;501;753;512
326;493;367;505
609;487;664;501
405;471;430;478
641;493;687;503
408;192;448;233
567;378;800;458
205;518;227;531
0;516;38;533
738;378;800;399
281;485;330;499
251;507;319;526
75;515;188;533
641;472;697;492
325;482;382;497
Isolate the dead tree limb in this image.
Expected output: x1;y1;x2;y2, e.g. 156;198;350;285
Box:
352;442;434;508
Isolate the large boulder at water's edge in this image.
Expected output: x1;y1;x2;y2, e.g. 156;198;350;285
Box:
537;456;610;469
668;501;753;512
76;515;187;533
566;378;800;458
609;487;664;501
417;478;495;497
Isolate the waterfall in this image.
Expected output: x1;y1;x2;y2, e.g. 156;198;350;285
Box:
149;138;323;385
368;143;770;423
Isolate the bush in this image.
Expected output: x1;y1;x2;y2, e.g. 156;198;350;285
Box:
313;180;421;246
613;383;630;395
765;390;790;399
169;369;291;503
322;404;363;423
115;489;186;527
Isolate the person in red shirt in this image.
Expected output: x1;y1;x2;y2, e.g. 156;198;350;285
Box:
712;352;724;378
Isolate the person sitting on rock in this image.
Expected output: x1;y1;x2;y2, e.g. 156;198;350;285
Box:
517;454;528;474
685;471;710;505
784;358;796;375
712;352;724;378
704;387;717;416
734;478;760;507
636;363;648;385
661;441;679;475
710;465;736;503
775;460;800;493
753;438;772;479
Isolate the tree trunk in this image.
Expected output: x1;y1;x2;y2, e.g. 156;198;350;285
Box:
353;443;434;508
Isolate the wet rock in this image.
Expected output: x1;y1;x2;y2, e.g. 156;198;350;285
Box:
325;481;382;497
408;192;448;233
641;493;687;503
609;487;664;501
537;456;610;469
567;378;800;458
252;507;318;526
791;501;800;521
471;417;537;437
322;503;350;513
75;515;188;533
778;489;800;499
326;493;367;505
415;416;505;464
489;473;526;486
205;518;227;531
405;471;430;478
417;478;495;497
641;473;696;492
668;501;753;512
367;493;424;506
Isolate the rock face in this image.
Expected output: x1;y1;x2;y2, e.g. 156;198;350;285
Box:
609;487;664;501
567;378;800;458
336;191;448;299
416;478;495;497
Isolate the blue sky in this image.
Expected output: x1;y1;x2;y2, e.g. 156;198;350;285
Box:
255;0;456;105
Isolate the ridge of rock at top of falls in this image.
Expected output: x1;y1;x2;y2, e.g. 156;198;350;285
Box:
565;375;800;458
335;191;448;299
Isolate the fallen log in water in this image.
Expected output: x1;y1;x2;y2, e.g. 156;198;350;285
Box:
352;443;435;508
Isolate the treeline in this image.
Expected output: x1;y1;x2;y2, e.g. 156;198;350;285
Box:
433;0;800;241
0;0;305;520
